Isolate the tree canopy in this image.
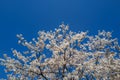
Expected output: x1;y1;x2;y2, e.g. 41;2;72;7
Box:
0;24;120;80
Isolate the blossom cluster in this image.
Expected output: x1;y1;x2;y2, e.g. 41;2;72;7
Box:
0;24;120;80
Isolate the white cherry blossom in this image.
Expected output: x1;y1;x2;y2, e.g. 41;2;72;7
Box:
0;24;120;80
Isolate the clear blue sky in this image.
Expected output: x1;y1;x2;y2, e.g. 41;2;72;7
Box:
0;0;120;78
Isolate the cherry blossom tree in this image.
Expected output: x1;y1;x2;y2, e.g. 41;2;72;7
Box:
0;24;120;80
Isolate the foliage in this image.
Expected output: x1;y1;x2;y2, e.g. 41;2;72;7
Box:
0;24;120;80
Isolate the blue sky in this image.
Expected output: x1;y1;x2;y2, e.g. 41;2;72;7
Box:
0;0;120;78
